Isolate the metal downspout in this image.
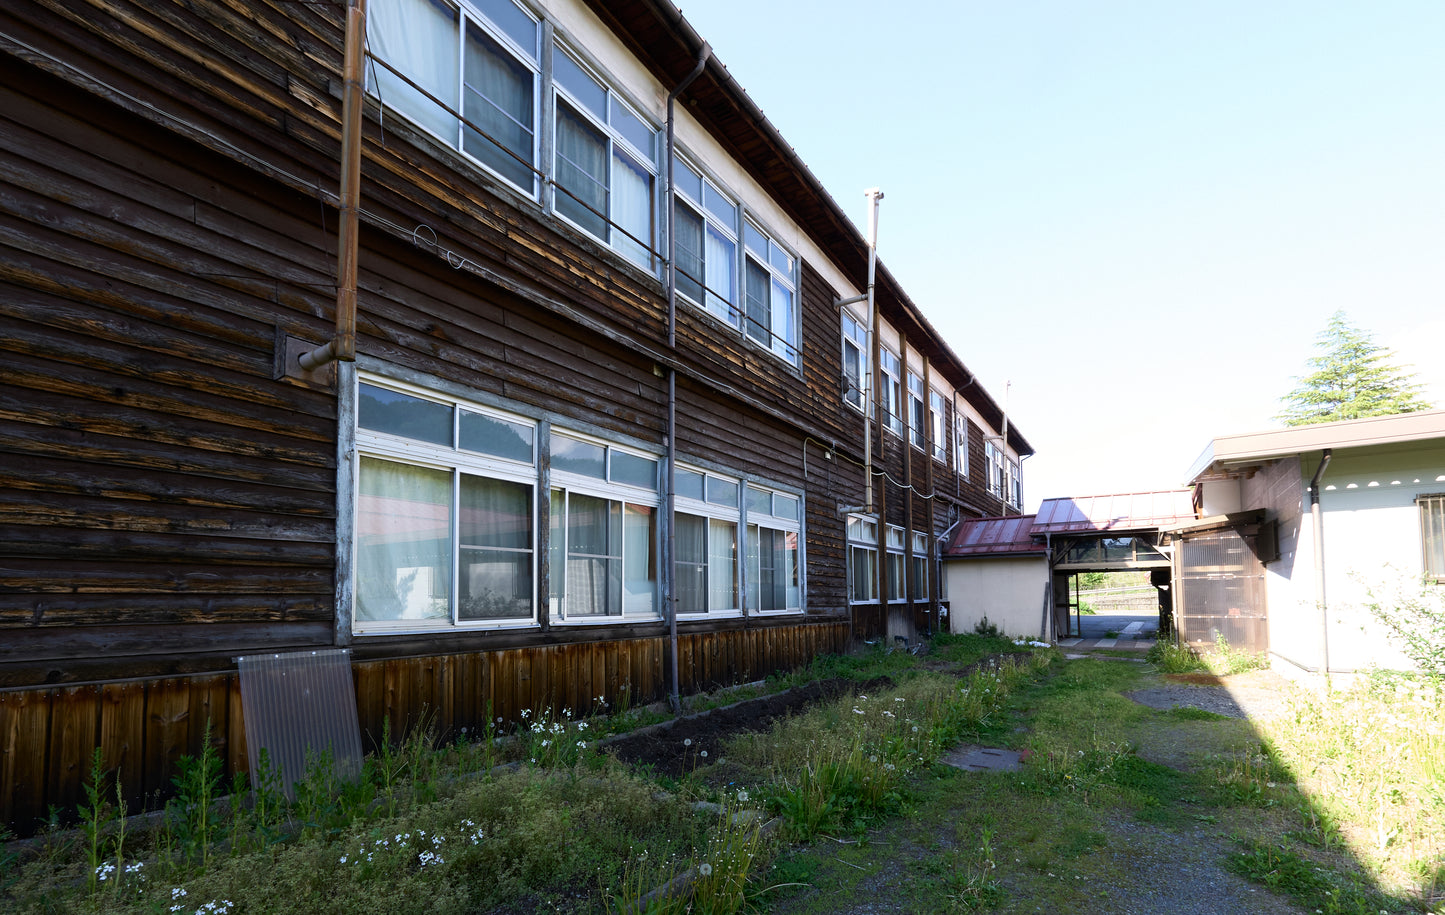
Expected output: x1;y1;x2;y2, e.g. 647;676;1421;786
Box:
862;189;883;515
1309;449;1333;684
300;0;366;371
664;44;711;713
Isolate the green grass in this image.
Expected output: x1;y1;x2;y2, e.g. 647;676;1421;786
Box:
1226;839;1416;914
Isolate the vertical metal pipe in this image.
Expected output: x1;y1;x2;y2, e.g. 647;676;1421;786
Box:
1309;449;1333;684
664;44;710;712
301;0;366;371
862;189;883;515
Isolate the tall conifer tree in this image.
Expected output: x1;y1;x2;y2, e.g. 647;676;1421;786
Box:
1276;311;1432;426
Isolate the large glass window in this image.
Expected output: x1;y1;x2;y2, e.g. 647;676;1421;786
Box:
909;531;929;601
985;441;1005;499
746;485;802;613
847;515;878;604
673;156;739;326
885;524;906;602
842;312;868;413
908;372;926;450
742;221;798;364
355;380;537;631
1420;495;1445;583
675;467;741;615
553;45;656;267
954;412;969;477
1008;458;1023;510
549;433;660;621
879;349;903;438
368;0;539;194
929;390;947;463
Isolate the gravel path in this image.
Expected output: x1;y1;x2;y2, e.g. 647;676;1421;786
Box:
1125;669;1295;721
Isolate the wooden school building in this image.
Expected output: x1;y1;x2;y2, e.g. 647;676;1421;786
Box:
0;0;1031;830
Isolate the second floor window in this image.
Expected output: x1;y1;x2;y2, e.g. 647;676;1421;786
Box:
879;349;903;437
743;222;798;364
553;46;657;268
955;413;969;477
929;391;947;462
369;0;540;195
672;156;738;326
908;373;926;450
842;313;868;413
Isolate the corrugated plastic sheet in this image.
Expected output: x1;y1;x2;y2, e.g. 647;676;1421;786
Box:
238;648;363;798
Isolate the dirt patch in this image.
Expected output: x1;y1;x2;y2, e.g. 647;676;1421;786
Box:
604;677;891;778
1165;672;1226;686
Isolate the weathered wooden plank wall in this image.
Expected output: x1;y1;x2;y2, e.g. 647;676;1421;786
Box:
0;622;845;835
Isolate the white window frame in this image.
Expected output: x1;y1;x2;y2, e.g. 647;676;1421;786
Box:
551;42;658;268
548;430;662;624
672;153;740;328
885;524;906;603
353;375;540;635
842;312;869;413
846;514;879;604
954;412;969;477
907;372;926;451
879;349;903;438
741;218;799;365
745;484;803;615
367;0;541;198
909;530;929;602
1008;457;1023;510
674;465;743;618
929;390;947;463
1420;494;1445;583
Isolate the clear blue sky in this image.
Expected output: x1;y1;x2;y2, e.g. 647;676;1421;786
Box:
678;0;1445;510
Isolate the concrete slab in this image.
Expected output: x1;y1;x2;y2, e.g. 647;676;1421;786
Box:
1122;622;1144;635
942;745;1025;772
1095;638;1118;648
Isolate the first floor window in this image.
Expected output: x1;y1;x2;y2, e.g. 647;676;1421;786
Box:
909;531;929;601
847;515;878;603
676;512;738;613
746;484;802;613
355;380;538;631
549;489;657;619
885;524;906;602
1422;494;1445;582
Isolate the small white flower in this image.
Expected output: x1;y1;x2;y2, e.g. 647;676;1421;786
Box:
698;863;713;877
737;790;749;802
684;738;692;747
700;750;708;758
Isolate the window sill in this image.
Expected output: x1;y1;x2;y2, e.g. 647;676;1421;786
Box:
549;615;664;626
353;619;541;637
678;610;744;621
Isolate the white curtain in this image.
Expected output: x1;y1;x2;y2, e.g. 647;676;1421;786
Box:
705;226;736;325
555;105;607;237
369;0;459;143
771;278;795;361
458;474;531;620
612;148;652;267
622;504;656;616
356;457;451;623
675;513;707;613
708;519;737;611
462;22;534;188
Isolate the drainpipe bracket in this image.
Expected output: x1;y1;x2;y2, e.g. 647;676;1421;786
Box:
276;329;337;388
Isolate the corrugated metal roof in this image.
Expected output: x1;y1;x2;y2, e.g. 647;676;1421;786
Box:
944;514;1045;557
1030;491;1196;534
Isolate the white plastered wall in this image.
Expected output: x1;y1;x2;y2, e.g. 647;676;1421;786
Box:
943;556;1052;641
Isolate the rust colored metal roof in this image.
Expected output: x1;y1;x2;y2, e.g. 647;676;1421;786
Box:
1031;491;1196;535
944;514;1045;557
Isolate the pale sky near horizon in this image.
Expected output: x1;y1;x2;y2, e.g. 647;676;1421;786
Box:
678;1;1445;511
